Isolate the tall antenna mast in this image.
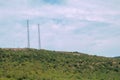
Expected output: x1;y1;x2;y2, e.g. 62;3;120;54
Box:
38;24;41;50
27;20;30;48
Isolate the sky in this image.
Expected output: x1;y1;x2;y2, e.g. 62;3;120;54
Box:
0;0;120;57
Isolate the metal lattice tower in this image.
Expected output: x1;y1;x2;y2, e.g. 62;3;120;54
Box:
27;20;30;48
38;24;41;50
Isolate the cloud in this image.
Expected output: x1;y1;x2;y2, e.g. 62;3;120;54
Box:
0;23;26;48
0;0;120;57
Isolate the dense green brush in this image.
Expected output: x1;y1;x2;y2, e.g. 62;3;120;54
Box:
0;48;120;80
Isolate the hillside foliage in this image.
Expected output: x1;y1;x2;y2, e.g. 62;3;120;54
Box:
0;48;120;80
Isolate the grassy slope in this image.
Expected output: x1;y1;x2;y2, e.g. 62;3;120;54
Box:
0;48;120;80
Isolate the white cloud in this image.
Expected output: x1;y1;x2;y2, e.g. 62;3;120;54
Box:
0;0;120;57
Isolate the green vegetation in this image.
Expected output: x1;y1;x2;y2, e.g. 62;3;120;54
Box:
114;56;120;59
0;48;120;80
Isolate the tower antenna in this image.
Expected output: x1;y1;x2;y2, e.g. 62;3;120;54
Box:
38;24;41;50
27;20;30;48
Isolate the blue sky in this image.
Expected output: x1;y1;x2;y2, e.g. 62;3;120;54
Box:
0;0;120;57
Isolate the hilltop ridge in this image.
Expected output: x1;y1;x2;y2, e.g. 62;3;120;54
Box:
0;48;120;80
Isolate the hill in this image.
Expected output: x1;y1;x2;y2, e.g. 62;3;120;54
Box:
114;56;120;58
0;48;120;80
